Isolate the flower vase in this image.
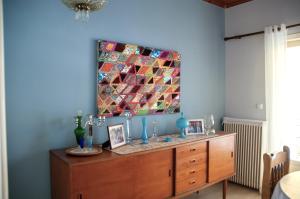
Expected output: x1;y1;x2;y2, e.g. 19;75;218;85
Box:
141;117;148;144
74;112;85;149
124;111;133;144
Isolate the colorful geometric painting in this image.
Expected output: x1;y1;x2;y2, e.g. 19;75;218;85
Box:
97;40;181;117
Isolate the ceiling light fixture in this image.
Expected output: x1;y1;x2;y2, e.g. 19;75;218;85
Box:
62;0;107;22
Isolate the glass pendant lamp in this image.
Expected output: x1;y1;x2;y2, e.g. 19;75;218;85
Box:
61;0;107;22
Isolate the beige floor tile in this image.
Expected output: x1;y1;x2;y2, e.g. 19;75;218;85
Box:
184;182;261;199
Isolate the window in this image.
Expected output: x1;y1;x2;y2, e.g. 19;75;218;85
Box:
286;36;300;161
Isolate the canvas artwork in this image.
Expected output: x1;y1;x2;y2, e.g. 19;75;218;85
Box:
97;40;181;117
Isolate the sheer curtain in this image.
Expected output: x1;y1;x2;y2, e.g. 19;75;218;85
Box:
265;24;288;153
286;37;300;161
0;0;8;198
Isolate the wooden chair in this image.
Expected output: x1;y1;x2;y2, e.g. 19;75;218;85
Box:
261;146;290;199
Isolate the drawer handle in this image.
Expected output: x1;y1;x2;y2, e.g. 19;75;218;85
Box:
190;170;196;174
231;152;234;158
190;148;196;152
189;180;196;185
190;159;196;163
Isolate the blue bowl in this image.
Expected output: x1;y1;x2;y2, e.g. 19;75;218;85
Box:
163;137;172;142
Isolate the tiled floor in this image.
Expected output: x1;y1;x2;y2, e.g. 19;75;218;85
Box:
184;182;261;199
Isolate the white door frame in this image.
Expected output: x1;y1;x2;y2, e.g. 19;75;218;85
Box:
0;0;8;198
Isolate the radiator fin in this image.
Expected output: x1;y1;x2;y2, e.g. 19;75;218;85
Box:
224;121;262;190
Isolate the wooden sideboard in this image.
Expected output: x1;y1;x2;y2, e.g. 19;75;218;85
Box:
50;132;236;199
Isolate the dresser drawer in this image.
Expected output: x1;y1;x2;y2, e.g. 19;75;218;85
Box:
176;153;207;170
176;163;206;182
176;175;206;194
176;142;207;159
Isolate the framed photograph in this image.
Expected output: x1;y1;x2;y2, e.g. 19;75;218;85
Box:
107;124;126;149
185;119;205;135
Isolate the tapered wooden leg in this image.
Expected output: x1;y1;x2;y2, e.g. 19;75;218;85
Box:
223;179;228;199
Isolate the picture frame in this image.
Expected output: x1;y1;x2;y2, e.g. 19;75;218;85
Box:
107;124;126;149
185;119;205;135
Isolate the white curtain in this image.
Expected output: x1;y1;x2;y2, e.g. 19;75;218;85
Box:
265;24;288;153
286;42;300;161
0;0;8;198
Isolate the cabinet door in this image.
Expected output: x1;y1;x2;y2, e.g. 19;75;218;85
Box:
72;157;135;199
134;149;173;199
208;135;235;182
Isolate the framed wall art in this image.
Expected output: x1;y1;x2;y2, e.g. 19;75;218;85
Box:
97;40;181;117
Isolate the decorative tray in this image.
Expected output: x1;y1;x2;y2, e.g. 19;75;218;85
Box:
111;134;218;155
65;146;103;156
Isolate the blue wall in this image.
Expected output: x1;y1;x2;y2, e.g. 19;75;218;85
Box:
4;0;224;198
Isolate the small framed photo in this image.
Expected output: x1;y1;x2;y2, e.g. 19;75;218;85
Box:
185;119;205;135
107;124;126;149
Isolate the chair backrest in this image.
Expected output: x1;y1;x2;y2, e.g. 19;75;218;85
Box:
261;146;290;199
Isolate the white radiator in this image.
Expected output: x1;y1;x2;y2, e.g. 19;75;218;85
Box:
223;117;267;191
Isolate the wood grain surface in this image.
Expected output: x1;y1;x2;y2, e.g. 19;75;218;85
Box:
50;132;236;199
